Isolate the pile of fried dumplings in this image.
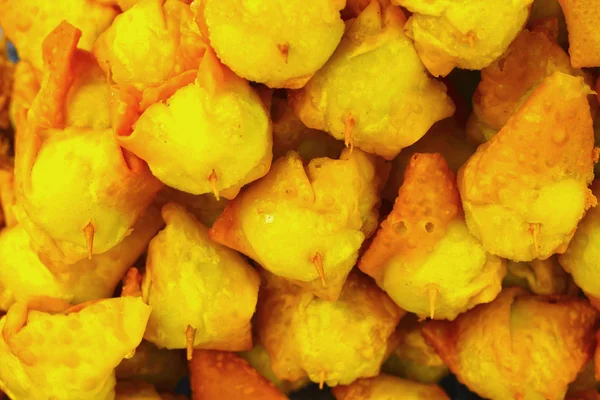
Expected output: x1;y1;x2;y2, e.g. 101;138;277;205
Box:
1;0;600;399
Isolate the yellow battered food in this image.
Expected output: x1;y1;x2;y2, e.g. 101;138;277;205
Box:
559;0;600;67
332;374;449;400
289;0;454;160
361;153;506;320
210;149;388;301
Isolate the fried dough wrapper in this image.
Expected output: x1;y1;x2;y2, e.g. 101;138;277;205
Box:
115;381;187;400
381;315;449;384
199;0;345;89
271;95;343;162
141;203;259;351
189;350;287;400
332;374;449;400
0;206;163;310
289;1;454;160
458;72;596;262
393;0;534;77
422;288;598;400
559;0;600;67
0;296;151;400
360;153;506;320
154;186;228;228
210;149;388;301
14;23;162;265
382;118;476;202
116;341;187;391
94;0;205;90
239;344;309;394
8;61;39;132
257;271;405;387
467;25;594;143
118;46;272;199
0;0;117;73
504;256;579;296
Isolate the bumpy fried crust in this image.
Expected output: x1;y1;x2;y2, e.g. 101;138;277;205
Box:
13;22;162;265
210;149;388;301
458;72;596;262
559;0;600;67
394;0;534;76
0;0;117;72
423;288;598;400
360;153;506;320
200;0;345;89
257;271;405;387
289;0;454;160
142;203;259;351
467;25;594;142
117;46;272;198
0;297;151;400
189;350;287;400
332;374;449;400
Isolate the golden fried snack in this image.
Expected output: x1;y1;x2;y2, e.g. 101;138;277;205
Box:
0;165;15;229
141;203;259;352
0;296;151;399
504;256;578;296
211;149;388;301
199;0;345;89
458;72;596;262
8;60;39;132
423;288;598;400
332;374;449;400
118;46;272;199
257;271;405;387
0;206;162;310
0;0;117;72
467;24;593;143
382;315;449;384
559;0;600;67
559;181;600;308
382;118;476;202
14;23;162;265
154;186;228;228
341;0;371;19
360;153;506;320
94;0;142;11
393;0;534;77
271;95;343;162
289;0;454;160
116;341;187;391
189;350;287;400
94;0;205;90
240;344;309;394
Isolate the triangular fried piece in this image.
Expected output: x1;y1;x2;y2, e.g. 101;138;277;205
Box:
559;0;600;67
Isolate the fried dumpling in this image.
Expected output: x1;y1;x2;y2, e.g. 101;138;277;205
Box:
0;0;117;72
559;0;600;67
360;153;506;320
189;350;287;400
13;23;162;265
140;203;260;352
467;24;594;143
117;46;272;199
257;271;405;387
199;0;346;89
458;72;596;262
393;0;534;77
289;0;454;160
332;374;449;400
422;288;598;400
0;296;151;400
210;148;388;301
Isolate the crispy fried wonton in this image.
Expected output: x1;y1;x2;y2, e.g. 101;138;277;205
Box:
458;72;596;262
210;149;388;301
559;0;600;67
289;0;454;160
141;203;260;352
393;0;534;77
423;288;598;400
0;296;151;399
360;153;506;320
199;0;346;89
332;374;450;400
257;271;405;387
13;23;162;265
189;350;287;400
